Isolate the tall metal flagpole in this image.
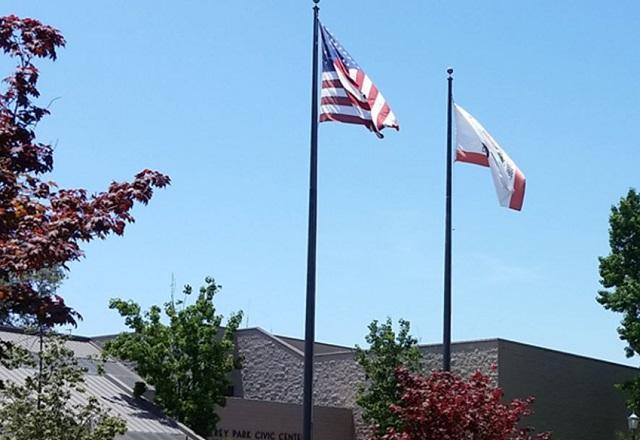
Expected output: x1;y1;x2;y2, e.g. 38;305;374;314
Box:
303;1;320;440
443;67;454;372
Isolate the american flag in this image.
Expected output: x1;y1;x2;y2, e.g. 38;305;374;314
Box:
319;22;399;138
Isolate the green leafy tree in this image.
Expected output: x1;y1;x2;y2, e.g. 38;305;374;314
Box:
598;189;640;409
0;333;127;440
105;276;243;438
355;318;422;438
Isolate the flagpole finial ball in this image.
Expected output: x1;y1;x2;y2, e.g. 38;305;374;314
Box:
447;67;454;75
313;0;319;3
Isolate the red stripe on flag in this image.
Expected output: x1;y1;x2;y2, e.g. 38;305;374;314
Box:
376;102;391;130
509;169;526;211
456;149;490;167
367;83;379;107
322;79;343;88
320;113;375;130
355;70;365;87
321;96;369;110
334;58;353;86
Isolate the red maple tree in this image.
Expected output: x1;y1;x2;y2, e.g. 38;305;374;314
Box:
382;368;551;440
0;15;169;329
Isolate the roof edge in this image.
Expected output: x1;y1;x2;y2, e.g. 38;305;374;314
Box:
76;327;640;370
418;337;500;349
239;327;305;358
105;373;206;440
496;338;639;370
0;325;92;342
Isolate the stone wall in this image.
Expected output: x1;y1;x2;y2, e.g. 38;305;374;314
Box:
314;352;367;439
235;329;367;438
236;330;366;405
235;329;501;440
421;340;499;381
236;329;304;403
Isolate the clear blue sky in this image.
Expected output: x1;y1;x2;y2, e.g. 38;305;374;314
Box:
3;1;639;366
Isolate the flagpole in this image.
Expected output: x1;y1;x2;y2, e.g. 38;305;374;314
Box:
303;1;320;440
443;67;454;372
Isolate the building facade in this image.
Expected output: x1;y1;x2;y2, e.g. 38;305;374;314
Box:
1;326;636;440
224;328;638;440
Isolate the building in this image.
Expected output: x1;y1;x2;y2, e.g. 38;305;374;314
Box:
227;328;638;440
1;325;637;440
0;327;204;440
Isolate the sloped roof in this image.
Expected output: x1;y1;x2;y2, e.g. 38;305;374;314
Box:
96;328;357;358
0;328;204;440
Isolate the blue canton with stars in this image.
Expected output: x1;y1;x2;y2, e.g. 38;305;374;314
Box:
320;22;362;73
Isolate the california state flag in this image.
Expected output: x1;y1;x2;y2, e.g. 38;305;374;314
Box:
454;104;526;211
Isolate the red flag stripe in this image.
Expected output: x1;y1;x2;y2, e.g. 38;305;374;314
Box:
509;169;526;211
321;96;370;110
322;79;343;88
376;102;392;130
455;149;490;167
367;84;379;107
320;112;375;128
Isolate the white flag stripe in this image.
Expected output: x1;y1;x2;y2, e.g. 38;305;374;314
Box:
361;76;373;97
348;68;359;82
322;72;340;81
370;94;386;122
455;105;489;161
382;111;397;127
321;88;348;98
321;104;371;119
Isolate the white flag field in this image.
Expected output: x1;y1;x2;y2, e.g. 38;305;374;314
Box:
454;104;526;211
